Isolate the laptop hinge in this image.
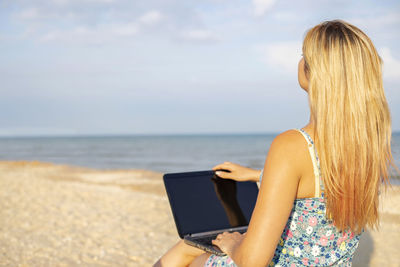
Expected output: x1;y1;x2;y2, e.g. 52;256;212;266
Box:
187;226;248;238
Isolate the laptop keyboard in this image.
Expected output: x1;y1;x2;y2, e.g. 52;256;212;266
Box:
193;234;216;245
193;229;247;245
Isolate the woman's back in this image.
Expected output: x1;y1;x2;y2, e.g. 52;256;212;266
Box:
271;128;362;266
206;128;362;266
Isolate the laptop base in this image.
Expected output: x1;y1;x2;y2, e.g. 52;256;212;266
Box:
184;226;248;256
184;237;226;256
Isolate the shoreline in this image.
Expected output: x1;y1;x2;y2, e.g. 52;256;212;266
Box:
0;161;399;266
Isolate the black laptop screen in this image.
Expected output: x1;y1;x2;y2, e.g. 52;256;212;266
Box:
163;171;259;238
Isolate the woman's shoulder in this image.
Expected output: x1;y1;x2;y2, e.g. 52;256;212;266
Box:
266;129;308;172
271;129;306;151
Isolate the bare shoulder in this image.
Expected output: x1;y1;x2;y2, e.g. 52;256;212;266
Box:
265;129;306;177
269;129;305;155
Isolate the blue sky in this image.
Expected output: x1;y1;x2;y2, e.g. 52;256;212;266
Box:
0;0;399;136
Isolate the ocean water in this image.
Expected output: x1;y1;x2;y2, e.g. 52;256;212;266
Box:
0;133;399;179
0;134;273;172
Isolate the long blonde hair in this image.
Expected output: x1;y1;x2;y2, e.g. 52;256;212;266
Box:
302;20;397;233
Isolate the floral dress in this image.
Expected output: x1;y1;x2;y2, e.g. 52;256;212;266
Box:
205;129;362;266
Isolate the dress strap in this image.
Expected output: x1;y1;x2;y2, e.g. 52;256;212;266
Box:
293;128;325;198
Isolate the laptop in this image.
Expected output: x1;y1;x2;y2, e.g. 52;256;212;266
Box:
163;170;259;256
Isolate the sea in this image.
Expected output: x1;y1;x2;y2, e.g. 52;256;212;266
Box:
0;133;399;181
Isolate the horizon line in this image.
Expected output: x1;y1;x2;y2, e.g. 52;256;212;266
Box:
0;131;280;139
1;130;400;139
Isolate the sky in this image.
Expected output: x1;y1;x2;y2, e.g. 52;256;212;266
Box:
0;0;399;136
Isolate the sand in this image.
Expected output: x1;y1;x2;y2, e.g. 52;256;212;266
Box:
0;161;399;267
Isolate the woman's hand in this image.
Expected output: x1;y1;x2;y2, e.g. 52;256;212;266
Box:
212;231;244;256
212;162;261;182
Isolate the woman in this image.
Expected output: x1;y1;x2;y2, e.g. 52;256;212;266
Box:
154;20;396;266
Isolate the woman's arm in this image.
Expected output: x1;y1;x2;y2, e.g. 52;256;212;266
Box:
212;130;303;266
212;162;262;182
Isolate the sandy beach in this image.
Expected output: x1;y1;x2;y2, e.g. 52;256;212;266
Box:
0;161;399;267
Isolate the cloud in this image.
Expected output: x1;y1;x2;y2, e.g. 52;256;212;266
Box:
16;8;41;20
380;47;400;81
13;0;116;21
180;29;220;42
257;41;302;74
273;11;297;21
11;3;166;42
253;0;277;17
39;23;139;44
138;10;164;25
111;23;139;37
36;9;165;44
349;12;400;30
50;0;116;6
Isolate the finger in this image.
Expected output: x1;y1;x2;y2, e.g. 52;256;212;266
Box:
212;239;225;251
215;171;235;179
212;163;231;171
212;161;236;170
215;234;222;240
